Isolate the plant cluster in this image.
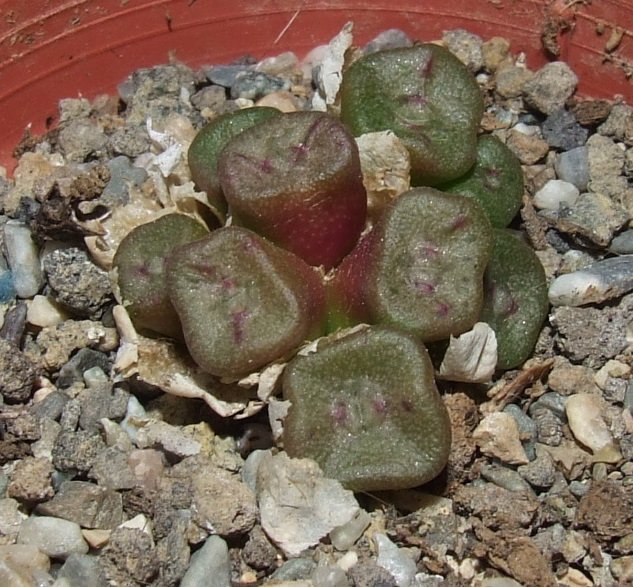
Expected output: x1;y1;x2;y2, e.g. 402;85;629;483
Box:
114;44;548;491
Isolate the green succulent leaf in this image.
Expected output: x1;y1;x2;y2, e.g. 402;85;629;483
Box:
282;326;451;491
328;187;493;342
340;44;484;186
166;226;326;378
188;106;281;218
481;229;549;369
439;134;524;228
113;213;210;339
218;111;367;269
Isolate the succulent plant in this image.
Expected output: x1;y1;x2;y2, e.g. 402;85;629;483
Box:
165;226;326;378
113;213;210;339
339;44;484;186
282;326;451;491
112;39;552;493
439;134;524;228
217;111;367;269
328;187;493;341
188;106;281;218
480;229;549;369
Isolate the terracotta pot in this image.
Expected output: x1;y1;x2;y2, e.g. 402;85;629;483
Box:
0;0;631;171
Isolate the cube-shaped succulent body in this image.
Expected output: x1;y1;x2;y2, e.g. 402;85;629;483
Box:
340;44;484;186
188;106;281;217
166;226;326;378
481;229;549;369
283;326;451;491
218;111;367;269
329;188;493;341
113;213;210;339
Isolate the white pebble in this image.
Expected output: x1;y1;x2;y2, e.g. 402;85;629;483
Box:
533;179;580;210
26;295;69;327
566;394;622;463
312;559;348;587
549;255;633;306
374;533;417;587
135;420;201;458
17;516;88;559
3;221;43;298
257;452;360;557
329;509;371;550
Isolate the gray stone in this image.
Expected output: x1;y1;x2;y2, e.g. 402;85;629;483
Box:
30;390;70;421
59;398;81;431
610;229;633;254
480;464;533;493
205;64;252;87
518;447;557;488
119;63;198;126
100;527;159;585
17;516;88;559
103;155;147;200
154;511;191;586
36;480;123;530
542;109;588;151
242;525;278;570
57;553;107;587
180;535;230;587
532;408;564;446
522;62;578;115
230;70;290;101
57;348;112;388
555;146;590;191
348;561;398;587
270;557;317;582
364;29;412;54
552;191;629;247
43;247;112;319
0;498;26;540
0;339;37;403
52;430;106;473
551;295;632;368
549;254;633;306
598;103;633;144
442;28;484;71
57;119;108;162
529;392;567;419
78;384;128;433
190;85;227;112
108;126;151;158
89;447;136;490
4;412;40;441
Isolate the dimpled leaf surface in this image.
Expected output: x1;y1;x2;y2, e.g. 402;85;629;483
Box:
113;214;209;339
339;44;484;186
218;111;367;269
282;326;451;491
166;226;326;378
480;229;549;369
329;188;493;341
439;135;524;228
188;106;281;217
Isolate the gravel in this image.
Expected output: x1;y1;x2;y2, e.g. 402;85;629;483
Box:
0;24;631;587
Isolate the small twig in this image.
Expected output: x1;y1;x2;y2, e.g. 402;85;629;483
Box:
274;5;303;45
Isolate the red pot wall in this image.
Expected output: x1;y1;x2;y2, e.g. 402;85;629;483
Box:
0;0;632;172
